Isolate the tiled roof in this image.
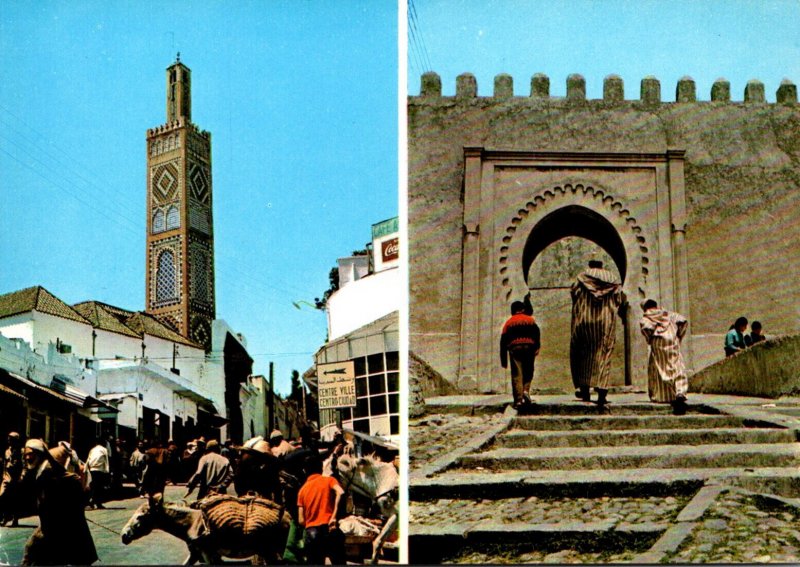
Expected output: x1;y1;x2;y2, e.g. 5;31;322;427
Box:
83;302;202;349
73;301;141;338
0;286;90;325
126;312;203;349
0;287;202;350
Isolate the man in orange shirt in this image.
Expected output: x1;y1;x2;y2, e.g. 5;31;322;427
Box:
500;300;541;409
297;458;345;565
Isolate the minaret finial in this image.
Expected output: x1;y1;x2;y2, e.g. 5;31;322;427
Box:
176;51;181;63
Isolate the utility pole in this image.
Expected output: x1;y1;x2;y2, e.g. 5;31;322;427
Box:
268;362;275;432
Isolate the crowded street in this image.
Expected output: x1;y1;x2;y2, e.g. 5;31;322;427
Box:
0;485;187;565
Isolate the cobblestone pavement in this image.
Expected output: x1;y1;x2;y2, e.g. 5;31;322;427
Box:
412;495;688;526
0;485;190;565
410;404;800;564
445;545;639;564
410;412;507;472
666;490;800;564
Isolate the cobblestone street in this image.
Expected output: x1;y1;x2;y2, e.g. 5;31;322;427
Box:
409;395;800;564
0;485;189;566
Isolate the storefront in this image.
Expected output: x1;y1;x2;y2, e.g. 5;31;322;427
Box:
312;311;399;444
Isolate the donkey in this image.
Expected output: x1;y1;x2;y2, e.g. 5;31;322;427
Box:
121;494;289;565
336;455;399;564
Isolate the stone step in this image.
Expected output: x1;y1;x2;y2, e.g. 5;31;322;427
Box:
409;467;800;500
409;521;662;564
498;427;796;448
513;414;755;431
459;443;800;471
515;402;715;416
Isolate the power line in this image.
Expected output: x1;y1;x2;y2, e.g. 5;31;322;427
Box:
0;141;322;303
90;351;315;361
408;0;434;74
0;105;144;227
0;105;321;301
406;1;426;78
0;146;141;235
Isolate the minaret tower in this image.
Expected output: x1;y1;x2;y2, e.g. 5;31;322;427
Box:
145;55;215;350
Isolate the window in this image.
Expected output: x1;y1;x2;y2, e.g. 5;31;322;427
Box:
339;350;400;438
166;206;180;230
152;209;165;233
192;249;209;302
156;250;177;302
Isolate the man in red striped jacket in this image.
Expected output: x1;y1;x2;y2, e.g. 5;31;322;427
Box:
500;301;541;409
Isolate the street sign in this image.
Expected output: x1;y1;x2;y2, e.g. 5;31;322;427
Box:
317;360;356;409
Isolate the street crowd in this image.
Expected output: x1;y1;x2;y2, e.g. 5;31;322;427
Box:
0;426;398;565
501;260;771;415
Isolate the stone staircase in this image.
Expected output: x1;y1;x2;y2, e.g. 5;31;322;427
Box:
409;396;800;563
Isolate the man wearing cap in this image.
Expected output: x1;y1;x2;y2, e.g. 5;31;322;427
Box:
269;430;295;458
235;436;280;500
185;439;233;500
570;260;626;409
1;432;23;527
21;439;97;565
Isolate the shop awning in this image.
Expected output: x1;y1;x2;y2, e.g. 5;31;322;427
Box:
198;407;228;428
0;382;26;401
1;370;82;407
50;377;118;412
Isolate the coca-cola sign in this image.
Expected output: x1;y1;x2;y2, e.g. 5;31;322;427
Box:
381;237;399;262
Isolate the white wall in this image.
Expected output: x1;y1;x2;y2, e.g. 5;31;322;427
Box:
337;256;370;288
327;268;400;341
31;312;94;357
0;314;34;348
97;364;187;426
239;377;266;440
0;312;94;360
0;331;97;398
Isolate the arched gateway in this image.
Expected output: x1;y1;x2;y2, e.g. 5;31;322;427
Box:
409;73;800;396
458;149;690;394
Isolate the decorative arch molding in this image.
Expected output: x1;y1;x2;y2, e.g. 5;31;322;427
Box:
457;148;690;392
497;183;651;303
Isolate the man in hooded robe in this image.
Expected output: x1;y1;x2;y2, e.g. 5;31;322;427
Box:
639;299;690;414
570;260;626;408
21;439;97;566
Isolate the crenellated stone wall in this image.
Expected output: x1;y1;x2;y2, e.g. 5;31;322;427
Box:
409;72;800;393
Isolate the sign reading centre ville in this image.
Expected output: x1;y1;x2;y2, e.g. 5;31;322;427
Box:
317;361;357;410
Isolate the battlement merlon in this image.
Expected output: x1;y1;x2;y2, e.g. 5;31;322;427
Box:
146;118;211;140
412;72;799;105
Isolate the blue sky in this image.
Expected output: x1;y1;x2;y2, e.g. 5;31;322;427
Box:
408;0;800;100
0;1;398;395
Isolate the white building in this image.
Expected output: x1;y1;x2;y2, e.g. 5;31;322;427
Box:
310;217;401;444
0;286;229;448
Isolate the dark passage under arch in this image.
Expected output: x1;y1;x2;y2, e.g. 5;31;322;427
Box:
522;205;627;284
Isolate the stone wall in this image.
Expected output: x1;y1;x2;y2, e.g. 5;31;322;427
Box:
409;73;800;391
690;335;800;398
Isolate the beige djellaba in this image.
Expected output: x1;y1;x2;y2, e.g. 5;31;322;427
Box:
640;307;689;402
